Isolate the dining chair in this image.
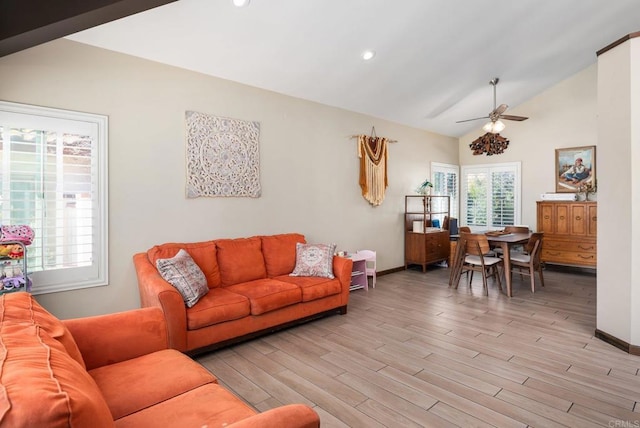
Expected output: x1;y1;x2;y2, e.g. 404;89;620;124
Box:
492;225;530;255
355;250;376;288
508;232;544;293
456;233;503;296
504;225;530;234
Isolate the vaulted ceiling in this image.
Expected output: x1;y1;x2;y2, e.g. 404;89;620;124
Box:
7;1;640;137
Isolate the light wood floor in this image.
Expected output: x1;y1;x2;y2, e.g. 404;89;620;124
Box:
197;267;640;427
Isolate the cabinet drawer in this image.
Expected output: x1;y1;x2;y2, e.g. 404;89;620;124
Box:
543;239;596;253
542;249;597;266
426;233;448;258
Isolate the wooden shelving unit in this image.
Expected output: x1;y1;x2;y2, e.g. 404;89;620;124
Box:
404;195;450;272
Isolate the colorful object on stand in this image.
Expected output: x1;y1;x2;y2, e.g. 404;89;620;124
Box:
0;225;33;293
0;225;34;245
0;244;24;259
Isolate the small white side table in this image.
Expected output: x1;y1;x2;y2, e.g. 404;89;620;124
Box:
343;252;369;291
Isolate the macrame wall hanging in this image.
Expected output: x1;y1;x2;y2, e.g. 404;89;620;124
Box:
352;127;397;206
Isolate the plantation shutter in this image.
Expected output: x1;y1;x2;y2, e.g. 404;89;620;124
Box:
0;102;107;293
461;162;520;230
432;162;459;219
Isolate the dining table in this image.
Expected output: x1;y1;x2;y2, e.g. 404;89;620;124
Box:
449;231;532;297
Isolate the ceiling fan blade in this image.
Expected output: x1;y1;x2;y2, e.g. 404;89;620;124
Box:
492;104;508;116
455;116;489;123
500;114;529;121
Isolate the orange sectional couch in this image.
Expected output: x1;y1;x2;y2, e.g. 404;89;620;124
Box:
133;233;353;354
0;292;320;428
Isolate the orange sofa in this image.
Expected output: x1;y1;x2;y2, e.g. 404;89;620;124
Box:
133;233;352;354
0;292;320;428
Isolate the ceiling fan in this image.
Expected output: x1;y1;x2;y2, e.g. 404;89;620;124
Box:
456;78;528;133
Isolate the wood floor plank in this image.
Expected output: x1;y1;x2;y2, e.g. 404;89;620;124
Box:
523;376;639;419
336;372;449;427
274;369;386;428
428;401;495;428
379;365;526;428
321;351;441;411
568;403;635;427
424;353;574;412
267;350;366;407
195;267;640;427
495;389;602;428
198;354;271;404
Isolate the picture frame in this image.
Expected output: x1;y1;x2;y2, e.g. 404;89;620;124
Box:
555;145;596;192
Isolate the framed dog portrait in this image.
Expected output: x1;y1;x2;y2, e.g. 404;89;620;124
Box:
555;145;596;192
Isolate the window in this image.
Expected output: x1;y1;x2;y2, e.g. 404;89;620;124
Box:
0;101;108;294
431;162;459;221
461;162;521;230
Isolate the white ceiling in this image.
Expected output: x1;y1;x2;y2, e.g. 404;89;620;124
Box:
66;0;640;137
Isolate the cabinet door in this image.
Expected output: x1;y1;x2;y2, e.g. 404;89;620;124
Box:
555;204;570;235
538;203;554;233
570;204;587;236
587;204;597;237
405;233;426;261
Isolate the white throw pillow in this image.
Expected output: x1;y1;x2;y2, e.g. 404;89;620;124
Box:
289;243;336;279
156;249;209;307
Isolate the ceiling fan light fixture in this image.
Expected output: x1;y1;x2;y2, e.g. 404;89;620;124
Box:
482;120;505;134
232;0;250;7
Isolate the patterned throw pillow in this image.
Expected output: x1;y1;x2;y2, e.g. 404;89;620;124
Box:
156;249;209;307
289;243;336;279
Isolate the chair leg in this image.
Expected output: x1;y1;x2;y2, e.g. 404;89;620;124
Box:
537;265;545;288
529;265;536;293
481;269;488;296
494;265;503;293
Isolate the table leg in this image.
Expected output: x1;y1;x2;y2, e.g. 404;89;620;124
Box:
449;239;465;289
500;242;512;297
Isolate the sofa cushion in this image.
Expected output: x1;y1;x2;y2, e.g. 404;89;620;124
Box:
147;240;221;287
275;275;342;302
113;383;257;428
186;288;251;330
225;279;302;315
156;249;209;308
290;243;337;279
0;322;114;428
261;233;306;277
216;237;267;286
0;293;85;369
89;349;216;420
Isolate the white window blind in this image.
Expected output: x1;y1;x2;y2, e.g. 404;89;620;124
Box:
431;162;459;220
461;162;520;230
0;101;108;294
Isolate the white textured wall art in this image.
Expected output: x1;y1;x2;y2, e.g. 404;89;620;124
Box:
185;111;261;198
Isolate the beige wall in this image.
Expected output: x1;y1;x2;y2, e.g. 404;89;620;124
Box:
596;36;640;346
0;39;458;318
459;65;598;229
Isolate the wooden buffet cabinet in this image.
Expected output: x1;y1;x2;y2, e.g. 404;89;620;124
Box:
404;195;450;272
536;201;597;268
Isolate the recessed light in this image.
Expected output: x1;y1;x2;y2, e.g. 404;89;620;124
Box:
362;50;376;61
232;0;250;7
